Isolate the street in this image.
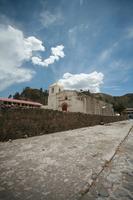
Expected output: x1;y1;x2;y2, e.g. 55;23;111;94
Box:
0;120;133;200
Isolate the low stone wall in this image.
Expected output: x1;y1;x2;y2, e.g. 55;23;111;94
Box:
0;109;127;141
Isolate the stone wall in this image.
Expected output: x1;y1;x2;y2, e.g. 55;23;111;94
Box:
0;109;127;141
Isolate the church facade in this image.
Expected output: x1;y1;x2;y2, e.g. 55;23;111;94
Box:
46;83;114;116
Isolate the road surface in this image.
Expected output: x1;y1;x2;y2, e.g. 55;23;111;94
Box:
0;120;133;200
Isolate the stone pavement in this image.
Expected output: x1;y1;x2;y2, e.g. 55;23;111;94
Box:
80;121;133;200
0;120;133;200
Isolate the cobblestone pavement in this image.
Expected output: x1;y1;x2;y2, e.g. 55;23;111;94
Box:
0;120;133;200
81;122;133;200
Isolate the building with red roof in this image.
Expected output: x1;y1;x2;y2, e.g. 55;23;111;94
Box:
0;98;43;109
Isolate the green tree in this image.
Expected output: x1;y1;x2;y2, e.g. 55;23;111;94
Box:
13;92;20;99
113;102;125;115
8;94;12;98
12;87;49;105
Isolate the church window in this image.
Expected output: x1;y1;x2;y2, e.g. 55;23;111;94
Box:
51;87;54;93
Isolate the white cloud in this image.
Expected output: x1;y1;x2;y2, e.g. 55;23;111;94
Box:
0;25;45;91
40;10;63;27
0;68;34;91
58;71;104;93
32;45;65;67
43;55;58;66
51;45;65;58
25;36;45;52
0;25;65;91
31;56;45;66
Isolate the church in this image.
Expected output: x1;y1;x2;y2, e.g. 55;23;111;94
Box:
45;83;114;116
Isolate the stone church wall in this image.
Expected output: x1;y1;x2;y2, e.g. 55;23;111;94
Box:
48;87;114;116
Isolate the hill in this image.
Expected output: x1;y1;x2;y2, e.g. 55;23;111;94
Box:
93;93;133;108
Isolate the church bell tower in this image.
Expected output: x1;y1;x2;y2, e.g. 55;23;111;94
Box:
48;83;64;110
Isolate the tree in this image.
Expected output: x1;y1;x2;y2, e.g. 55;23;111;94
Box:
8;94;12;98
13;92;20;99
113;102;125;115
12;87;48;105
81;90;91;96
40;88;43;93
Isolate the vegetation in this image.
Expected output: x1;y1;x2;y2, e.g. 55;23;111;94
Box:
93;93;133;113
11;87;48;105
112;102;125;114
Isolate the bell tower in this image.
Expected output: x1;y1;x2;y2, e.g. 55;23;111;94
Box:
48;83;64;110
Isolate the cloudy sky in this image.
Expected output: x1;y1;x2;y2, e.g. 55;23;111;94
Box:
0;0;133;96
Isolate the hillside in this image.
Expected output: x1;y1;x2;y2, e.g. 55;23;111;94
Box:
93;93;133;108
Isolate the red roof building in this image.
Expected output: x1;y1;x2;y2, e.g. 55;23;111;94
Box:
0;98;42;108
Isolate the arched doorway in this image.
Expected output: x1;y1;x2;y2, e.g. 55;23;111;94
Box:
62;103;68;112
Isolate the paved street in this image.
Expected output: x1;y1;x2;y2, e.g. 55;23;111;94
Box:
81;122;133;200
0;120;133;200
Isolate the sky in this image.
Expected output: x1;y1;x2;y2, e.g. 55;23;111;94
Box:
0;0;133;97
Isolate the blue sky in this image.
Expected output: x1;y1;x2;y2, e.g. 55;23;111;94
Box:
0;0;133;97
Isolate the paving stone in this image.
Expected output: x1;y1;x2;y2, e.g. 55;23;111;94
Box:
80;193;96;200
89;186;99;198
122;182;133;194
113;188;132;198
80;122;133;200
108;197;117;200
96;183;109;197
122;172;133;182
